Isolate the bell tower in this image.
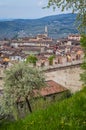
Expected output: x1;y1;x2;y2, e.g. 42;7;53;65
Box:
45;26;48;37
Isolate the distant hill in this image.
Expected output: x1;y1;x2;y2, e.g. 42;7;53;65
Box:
0;13;78;40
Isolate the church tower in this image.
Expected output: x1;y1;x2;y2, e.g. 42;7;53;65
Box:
45;26;48;37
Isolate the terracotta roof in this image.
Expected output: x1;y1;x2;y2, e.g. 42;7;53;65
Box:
68;34;80;37
33;80;67;97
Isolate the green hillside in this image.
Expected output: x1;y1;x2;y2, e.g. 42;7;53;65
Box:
0;13;78;39
1;87;86;130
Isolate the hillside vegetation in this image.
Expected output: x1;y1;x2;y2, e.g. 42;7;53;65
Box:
1;87;86;130
0;13;78;39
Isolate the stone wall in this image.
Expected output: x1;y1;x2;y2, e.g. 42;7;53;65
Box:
0;65;83;93
45;66;83;93
0;67;4;90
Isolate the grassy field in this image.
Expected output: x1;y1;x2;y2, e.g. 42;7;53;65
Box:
0;87;86;130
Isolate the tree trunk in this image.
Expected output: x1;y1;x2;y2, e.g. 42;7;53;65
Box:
25;97;32;113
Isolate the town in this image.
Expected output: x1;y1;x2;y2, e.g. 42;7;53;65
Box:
0;1;86;129
0;33;83;67
0;33;83;93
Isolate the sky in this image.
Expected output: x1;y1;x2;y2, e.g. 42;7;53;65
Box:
0;0;71;19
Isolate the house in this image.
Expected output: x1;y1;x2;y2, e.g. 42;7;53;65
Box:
68;34;81;41
33;80;69;101
9;53;25;61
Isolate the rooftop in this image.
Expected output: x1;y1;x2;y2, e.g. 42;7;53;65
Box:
33;80;68;97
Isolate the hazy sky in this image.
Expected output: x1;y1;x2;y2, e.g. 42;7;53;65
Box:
0;0;71;19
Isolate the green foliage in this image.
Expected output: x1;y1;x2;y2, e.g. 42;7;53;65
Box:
26;55;38;65
48;55;55;65
30;91;70;111
80;35;86;85
0;62;45;120
1;87;86;130
81;35;86;52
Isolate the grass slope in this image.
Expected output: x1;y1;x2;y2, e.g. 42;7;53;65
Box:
1;87;86;130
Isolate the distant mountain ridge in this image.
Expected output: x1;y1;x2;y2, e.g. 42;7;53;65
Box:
0;13;78;40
